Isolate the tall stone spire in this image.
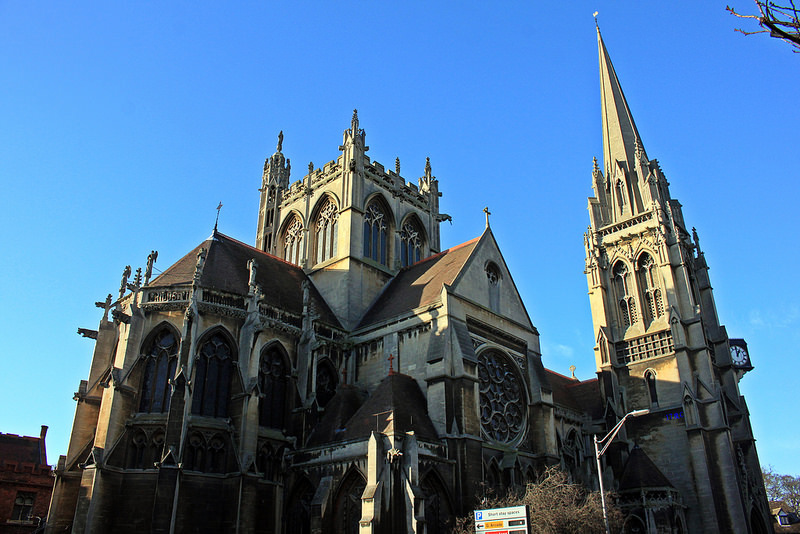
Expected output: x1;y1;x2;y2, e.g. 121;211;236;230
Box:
597;26;646;180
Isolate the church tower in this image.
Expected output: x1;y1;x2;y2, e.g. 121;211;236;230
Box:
254;110;449;329
584;28;770;533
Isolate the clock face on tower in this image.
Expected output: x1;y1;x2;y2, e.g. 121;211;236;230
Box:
730;345;749;367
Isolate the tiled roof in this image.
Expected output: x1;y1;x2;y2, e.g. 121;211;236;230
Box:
618;445;674;491
337;373;440;442
306;385;365;446
544;370;603;419
357;237;480;328
150;232;341;328
0;429;48;467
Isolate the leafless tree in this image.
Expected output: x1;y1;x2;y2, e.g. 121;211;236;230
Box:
727;1;800;51
450;466;623;534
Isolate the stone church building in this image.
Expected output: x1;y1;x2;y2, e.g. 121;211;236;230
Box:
47;30;770;534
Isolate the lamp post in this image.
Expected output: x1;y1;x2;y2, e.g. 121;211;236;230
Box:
594;408;650;534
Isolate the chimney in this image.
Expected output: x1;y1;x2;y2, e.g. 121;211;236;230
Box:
39;425;48;466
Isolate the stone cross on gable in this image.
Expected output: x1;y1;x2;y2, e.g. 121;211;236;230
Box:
483;206;491;228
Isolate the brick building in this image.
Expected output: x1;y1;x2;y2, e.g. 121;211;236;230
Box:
0;427;51;533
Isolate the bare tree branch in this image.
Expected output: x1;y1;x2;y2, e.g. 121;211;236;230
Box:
728;1;800;50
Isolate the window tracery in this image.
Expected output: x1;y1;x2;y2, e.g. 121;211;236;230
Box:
314;198;338;264
478;350;526;444
258;346;287;429
283;216;304;265
139;328;179;413
334;472;366;534
613;261;637;328
192;332;234;418
183;432;227;473
637;253;664;324
363;203;387;265
400;220;423;267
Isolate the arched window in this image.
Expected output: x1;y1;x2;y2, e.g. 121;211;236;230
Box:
314;198;338;264
139;327;179;413
258;345;288;429
645;370;658;406
613;261;637;328
333;471;366;534
283;215;304;265
363;202;387;265
637;253;664;324
316;359;338;407
400;219;424;267
192;332;234;418
477;350;526;444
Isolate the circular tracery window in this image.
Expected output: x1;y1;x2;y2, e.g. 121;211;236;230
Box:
478;350;525;443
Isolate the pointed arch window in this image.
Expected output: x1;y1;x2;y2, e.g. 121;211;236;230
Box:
363;202;387;265
192;332;234;418
316;359;338;407
258;345;288;429
400;220;423;267
637;253;664;324
314;198;338;265
139;327;179;413
645;369;658;406
283;216;304;265
477;350;526;444
612;261;637;328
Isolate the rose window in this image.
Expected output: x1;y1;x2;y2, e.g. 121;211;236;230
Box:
478;351;525;443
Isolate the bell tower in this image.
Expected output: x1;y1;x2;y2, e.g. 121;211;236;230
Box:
584;27;769;533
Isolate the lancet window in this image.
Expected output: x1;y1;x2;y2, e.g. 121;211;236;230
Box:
315;359;338;407
477;350;525;444
313;198;338;264
283;216;304;265
138;327;179;413
258;345;287;429
612;261;637;328
399;220;423;267
363;202;387;265
191;332;234;418
637;253;664;324
645;369;658;406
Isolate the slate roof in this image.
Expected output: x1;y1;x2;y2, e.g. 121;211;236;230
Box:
150;231;342;328
336;373;439;443
306;385;365;446
357;237;481;328
618;445;674;491
0;428;48;467
545;371;603;419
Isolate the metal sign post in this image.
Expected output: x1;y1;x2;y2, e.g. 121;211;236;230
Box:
473;505;529;534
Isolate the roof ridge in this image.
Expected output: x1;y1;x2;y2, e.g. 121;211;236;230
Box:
545;368;580;382
214;232;304;270
395;235;482;272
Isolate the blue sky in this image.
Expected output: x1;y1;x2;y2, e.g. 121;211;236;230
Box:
1;2;798;476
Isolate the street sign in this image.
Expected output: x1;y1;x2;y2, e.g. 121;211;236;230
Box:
474;505;529;534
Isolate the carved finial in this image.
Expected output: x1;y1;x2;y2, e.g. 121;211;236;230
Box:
388;353;395;376
425;157;432;179
395;157;400;175
483;207;491;229
592;156;601;177
119;266;131;300
569;365;577;379
692;227;702;254
194;248;207;282
247;258;258;294
351;109;359;131
144;250;158;286
214;202;223;232
133;267;143;288
277;131;283;153
308;161;314;175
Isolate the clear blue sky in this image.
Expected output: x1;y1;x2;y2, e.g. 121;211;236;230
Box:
1;2;798;476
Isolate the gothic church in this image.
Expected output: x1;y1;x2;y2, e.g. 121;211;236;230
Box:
47;29;770;534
